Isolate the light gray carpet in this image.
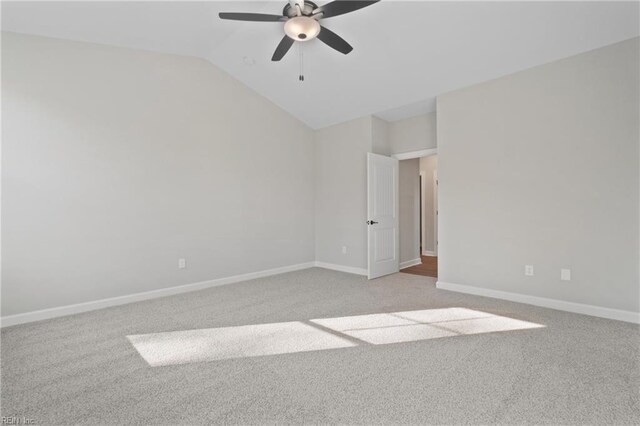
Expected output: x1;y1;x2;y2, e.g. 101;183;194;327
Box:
1;268;639;425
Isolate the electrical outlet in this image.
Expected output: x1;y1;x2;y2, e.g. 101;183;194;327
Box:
341;246;347;254
524;265;534;276
178;258;187;269
561;269;571;281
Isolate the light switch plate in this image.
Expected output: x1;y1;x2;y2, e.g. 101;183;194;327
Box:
561;269;571;281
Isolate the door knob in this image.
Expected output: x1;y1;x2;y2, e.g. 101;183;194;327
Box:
366;220;379;225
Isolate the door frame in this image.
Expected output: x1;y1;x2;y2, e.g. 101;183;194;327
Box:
391;148;437;161
433;169;438;256
419;171;426;255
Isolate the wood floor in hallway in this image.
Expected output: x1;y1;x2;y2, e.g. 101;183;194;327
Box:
400;255;437;277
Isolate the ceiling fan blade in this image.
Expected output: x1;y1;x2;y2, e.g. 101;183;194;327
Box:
317;26;353;55
313;1;379;19
219;12;287;22
272;36;295;61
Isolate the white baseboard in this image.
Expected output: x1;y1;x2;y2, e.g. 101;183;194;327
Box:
314;261;368;276
400;258;422;269
422;251;437;257
1;262;315;328
436;281;640;324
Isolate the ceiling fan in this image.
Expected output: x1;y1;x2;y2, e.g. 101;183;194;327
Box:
219;0;380;61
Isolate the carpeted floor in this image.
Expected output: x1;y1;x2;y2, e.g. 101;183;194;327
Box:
1;268;639;425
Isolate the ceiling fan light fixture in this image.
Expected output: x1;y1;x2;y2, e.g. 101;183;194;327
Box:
284;16;320;41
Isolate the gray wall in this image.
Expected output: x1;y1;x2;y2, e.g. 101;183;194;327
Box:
399;159;420;264
314;113;439;271
419;155;438;254
389;112;437;154
314;116;372;270
2;33;315;316
438;37;639;313
6;32;637;318
372;116;391;156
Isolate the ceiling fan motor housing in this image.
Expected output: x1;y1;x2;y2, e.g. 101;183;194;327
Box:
283;1;318;18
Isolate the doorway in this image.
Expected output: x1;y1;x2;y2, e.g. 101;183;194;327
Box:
396;150;438;278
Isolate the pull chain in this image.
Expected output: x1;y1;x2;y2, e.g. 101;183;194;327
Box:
298;43;304;82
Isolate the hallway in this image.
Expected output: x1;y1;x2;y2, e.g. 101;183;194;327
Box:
400;256;437;278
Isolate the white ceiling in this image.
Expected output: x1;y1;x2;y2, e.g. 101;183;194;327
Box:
2;1;638;128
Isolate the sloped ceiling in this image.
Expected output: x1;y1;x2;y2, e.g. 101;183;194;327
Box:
2;1;639;128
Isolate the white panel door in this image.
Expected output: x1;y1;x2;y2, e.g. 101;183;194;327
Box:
367;153;399;279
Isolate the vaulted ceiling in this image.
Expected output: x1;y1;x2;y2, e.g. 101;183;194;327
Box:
2;1;639;128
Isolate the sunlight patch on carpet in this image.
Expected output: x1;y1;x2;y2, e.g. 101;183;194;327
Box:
128;321;356;366
312;308;545;345
128;308;544;366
